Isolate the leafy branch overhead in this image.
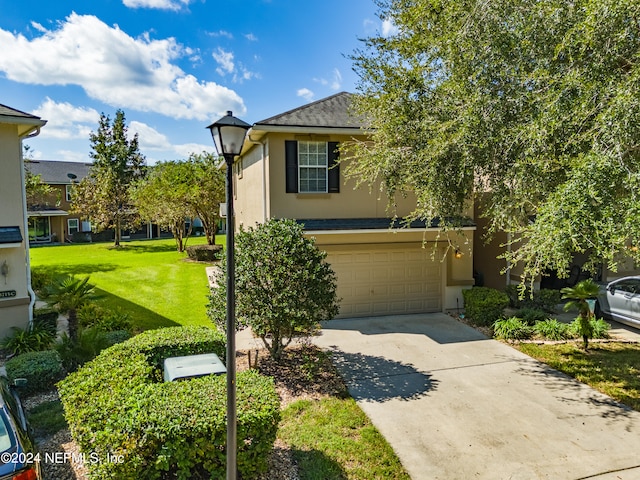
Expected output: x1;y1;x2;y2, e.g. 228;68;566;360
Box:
349;0;640;283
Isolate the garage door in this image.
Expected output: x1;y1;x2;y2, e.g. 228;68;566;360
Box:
325;243;442;318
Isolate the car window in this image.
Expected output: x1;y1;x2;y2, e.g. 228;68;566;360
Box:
614;280;639;293
0;412;14;454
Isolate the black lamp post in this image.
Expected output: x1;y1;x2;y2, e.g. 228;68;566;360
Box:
206;111;250;480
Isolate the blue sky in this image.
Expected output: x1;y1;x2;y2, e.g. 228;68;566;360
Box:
0;0;394;164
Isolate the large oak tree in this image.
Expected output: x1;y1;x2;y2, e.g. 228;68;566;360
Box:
349;0;640;285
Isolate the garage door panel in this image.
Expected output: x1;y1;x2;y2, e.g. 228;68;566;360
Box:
327;243;442;318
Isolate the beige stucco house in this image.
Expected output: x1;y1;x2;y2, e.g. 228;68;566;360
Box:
0;104;46;336
26;160;92;243
233;92;475;318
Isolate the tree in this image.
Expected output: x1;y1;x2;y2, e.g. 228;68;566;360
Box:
208;219;340;360
348;0;640;285
561;279;600;350
44;276;95;342
23;145;57;209
131;161;194;252
188;152;225;246
72;110;145;247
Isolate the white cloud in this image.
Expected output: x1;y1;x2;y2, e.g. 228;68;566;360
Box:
207;30;233;39
123;0;193;11
244;33;258;42
382;18;399;37
213;47;235;76
33;98;100;140
0;13;245;120
128;121;214;162
313;69;342;91
297;88;314;101
54;150;89;163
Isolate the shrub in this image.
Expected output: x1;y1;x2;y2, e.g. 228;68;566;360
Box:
30;268;53;295
462;287;509;326
493;317;533;340
102;330;132;346
568;317;610;340
504;285;561;312
57;326;280;480
77;304;133;332
5;350;64;396
515;307;549;325
1;325;55;356
55;329;112;372
533;319;573;340
186;244;223;262
209;219;339;360
33;308;59;336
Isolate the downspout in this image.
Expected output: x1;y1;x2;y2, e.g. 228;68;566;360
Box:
20;127;41;327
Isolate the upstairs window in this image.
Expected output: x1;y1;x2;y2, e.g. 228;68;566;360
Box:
285;140;340;194
298;141;327;193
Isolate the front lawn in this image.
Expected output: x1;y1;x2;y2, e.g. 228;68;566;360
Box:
30;237;223;330
514;342;640;412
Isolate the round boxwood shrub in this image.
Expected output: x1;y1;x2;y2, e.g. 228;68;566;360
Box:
57;326;280;480
5;350;64;396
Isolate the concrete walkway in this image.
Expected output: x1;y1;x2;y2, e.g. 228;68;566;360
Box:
311;313;640;480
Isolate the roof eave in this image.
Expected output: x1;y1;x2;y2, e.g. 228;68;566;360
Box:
250;125;367;136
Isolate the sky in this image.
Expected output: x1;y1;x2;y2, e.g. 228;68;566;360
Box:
0;0;395;164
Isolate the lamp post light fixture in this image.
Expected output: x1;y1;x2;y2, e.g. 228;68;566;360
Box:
206;111;250;480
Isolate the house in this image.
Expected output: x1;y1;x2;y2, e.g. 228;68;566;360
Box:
233;92;476;318
25;160;92;243
0;104;46;336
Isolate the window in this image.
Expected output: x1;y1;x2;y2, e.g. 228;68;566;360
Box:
298;141;327;193
68;218;79;236
28;217;50;240
65;184;73;202
285;140;340;194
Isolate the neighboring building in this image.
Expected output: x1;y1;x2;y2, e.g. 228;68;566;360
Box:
25;160;92;243
233;92;476;318
0;104;46;335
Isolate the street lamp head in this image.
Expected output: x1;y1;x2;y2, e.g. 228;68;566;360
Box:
206;111;251;160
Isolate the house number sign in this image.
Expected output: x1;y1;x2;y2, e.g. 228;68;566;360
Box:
0;290;16;298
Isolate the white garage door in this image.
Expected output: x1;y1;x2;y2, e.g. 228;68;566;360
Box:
326;243;442;318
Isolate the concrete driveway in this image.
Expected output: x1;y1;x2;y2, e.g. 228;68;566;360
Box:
314;313;640;480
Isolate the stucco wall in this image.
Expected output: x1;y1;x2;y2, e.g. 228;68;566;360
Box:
0;124;30;335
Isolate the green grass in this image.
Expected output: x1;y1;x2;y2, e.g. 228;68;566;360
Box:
30;237;224;330
279;397;411;480
514;342;640;411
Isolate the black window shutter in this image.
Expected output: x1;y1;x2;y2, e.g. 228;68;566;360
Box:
328;141;340;193
285;140;298;193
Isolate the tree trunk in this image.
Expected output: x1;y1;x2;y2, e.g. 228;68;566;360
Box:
114;217;121;247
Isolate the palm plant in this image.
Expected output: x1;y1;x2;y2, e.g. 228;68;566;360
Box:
561;278;600;349
45;276;95;341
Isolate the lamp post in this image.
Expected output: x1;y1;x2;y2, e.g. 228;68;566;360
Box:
206;111;250;480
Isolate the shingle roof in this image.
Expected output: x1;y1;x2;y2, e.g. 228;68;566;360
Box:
0;104;40;120
25;160;92;184
254;92;364;129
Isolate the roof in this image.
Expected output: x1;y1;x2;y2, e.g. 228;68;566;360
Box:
25;160;92;184
0;103;47;137
254;92;365;130
0;226;23;244
296;217;476;231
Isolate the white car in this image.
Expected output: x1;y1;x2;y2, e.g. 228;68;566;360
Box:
595;276;640;330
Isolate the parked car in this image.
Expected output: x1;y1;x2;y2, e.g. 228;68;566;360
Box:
0;377;42;480
595;276;640;330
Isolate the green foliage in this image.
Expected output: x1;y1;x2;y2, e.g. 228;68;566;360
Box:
493;317;533;340
27;400;67;437
30;268;54;295
1;325;55;356
349;0;640;284
533;319;573;341
5;350;64;396
209;219;340;360
505;285;561;313
72;109;146;247
569;317;610;340
562;279;600;348
45;275;95;341
33;308;59;336
186;244;222;262
77;303;133;332
515;308;549;326
101;330;132;346
57;326;280;480
55;329;112;372
187;152;226;246
462;287;509;326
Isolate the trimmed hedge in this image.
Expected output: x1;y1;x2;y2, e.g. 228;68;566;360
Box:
57;326;280;480
186;244;223;262
462;287;509;326
5;350;64;396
